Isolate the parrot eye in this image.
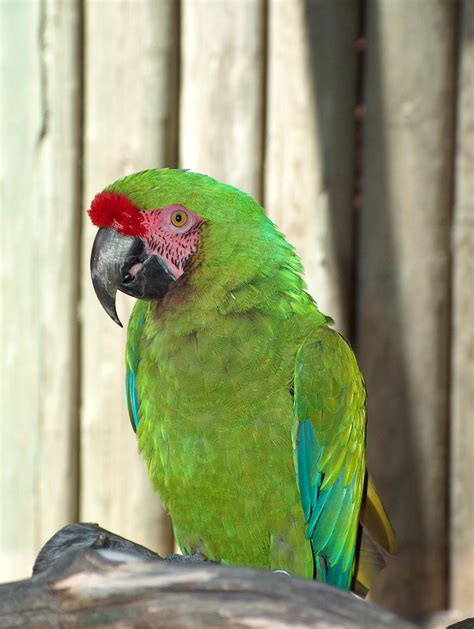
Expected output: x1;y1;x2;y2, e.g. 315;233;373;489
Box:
171;210;188;228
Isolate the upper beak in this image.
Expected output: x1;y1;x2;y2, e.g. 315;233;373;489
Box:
90;227;175;327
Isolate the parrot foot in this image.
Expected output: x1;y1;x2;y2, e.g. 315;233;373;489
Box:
272;569;291;576
164;552;211;563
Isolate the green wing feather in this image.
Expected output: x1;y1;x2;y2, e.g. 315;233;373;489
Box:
294;325;366;589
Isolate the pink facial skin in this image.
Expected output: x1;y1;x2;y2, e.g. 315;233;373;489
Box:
88;192;204;280
141;205;204;279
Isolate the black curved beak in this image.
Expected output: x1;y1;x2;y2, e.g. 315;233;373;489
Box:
90;227;175;327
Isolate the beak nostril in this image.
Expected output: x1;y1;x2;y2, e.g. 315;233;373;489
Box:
127;262;144;280
122;261;144;285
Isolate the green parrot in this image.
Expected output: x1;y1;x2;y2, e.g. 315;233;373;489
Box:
89;168;396;594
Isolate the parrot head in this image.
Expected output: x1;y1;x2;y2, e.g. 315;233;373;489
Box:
88;169;274;326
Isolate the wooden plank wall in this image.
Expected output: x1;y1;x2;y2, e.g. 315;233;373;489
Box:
450;0;474;612
265;0;359;335
0;0;81;581
180;0;265;199
1;0;472;620
358;0;457;617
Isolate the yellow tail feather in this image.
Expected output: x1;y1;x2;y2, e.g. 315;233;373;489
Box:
353;474;398;596
353;528;386;597
360;474;398;554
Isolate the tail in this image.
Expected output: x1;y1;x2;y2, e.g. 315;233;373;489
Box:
353;474;398;596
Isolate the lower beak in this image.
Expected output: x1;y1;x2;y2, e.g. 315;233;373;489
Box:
90;227;175;326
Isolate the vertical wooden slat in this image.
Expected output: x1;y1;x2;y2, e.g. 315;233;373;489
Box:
0;0;81;579
180;0;265;199
450;0;474;612
358;0;456;617
265;0;359;333
80;0;177;556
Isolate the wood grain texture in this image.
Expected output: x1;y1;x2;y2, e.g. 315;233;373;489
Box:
265;0;359;333
450;0;474;612
0;0;81;581
180;0;265;199
357;0;457;617
80;0;177;557
0;545;415;628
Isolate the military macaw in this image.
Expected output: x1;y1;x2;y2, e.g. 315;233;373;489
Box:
88;168;397;594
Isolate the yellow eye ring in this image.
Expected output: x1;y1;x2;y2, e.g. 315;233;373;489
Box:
171;210;188;228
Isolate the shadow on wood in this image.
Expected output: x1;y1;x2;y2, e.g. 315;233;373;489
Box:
0;523;415;628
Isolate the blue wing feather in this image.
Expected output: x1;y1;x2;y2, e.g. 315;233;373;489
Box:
298;421;356;588
297;419;316;521
125;302;147;433
126;368;140;432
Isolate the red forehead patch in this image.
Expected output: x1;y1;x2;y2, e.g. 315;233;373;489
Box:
88;191;146;238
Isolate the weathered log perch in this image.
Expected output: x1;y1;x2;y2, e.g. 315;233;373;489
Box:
32;523;163;575
0;524;415;628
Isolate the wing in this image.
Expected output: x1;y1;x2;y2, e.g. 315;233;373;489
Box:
294;325;366;590
125;300;148;433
